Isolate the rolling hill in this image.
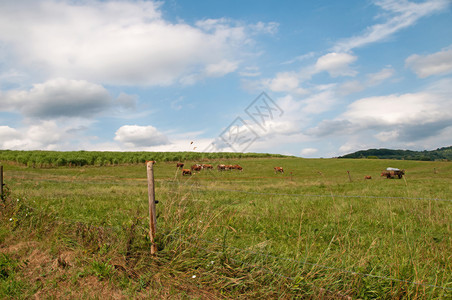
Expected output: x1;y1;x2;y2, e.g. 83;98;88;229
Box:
338;146;452;161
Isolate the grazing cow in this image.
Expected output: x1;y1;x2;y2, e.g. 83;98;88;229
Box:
225;165;234;170
217;164;226;171
176;163;184;168
274;167;284;174
202;164;213;169
191;164;202;171
364;176;372;179
233;164;243;171
182;169;192;176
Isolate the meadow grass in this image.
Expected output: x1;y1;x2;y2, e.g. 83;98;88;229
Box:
1;157;451;298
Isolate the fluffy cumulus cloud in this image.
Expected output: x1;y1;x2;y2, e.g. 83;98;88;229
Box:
307;78;452;150
0;78;113;119
0;121;64;150
114;125;169;148
0;1;274;86
405;46;452;78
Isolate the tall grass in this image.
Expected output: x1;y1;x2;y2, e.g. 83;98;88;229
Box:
1;157;451;298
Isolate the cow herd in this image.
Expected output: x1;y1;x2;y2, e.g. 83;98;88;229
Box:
176;162;283;176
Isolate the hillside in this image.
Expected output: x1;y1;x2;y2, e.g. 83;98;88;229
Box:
338;146;452;161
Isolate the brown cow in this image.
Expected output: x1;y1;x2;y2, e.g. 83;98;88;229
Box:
202;164;213;169
225;165;234;170
176;163;184;168
182;169;192;176
217;164;226;171
274;167;284;174
364;176;372;179
191;164;202;171
233;164;243;171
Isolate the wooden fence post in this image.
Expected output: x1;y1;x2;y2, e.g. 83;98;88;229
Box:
0;165;3;201
146;161;157;255
347;170;352;182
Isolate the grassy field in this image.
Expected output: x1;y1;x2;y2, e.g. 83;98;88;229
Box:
1;157;451;299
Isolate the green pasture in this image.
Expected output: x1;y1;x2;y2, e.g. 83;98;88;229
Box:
1;157;451;298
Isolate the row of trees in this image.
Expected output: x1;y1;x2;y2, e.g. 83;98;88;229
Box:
0;150;284;168
338;147;452;161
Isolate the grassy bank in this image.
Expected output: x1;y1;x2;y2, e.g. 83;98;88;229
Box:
1;157;451;298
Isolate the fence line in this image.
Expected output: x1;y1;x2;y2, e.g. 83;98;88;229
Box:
163;180;452;203
4;195;451;293
3;171;451;295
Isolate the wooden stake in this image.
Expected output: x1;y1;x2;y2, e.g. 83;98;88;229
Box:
0;165;3;201
146;161;157;255
347;170;352;182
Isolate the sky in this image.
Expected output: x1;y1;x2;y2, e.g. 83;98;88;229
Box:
1;0;452;158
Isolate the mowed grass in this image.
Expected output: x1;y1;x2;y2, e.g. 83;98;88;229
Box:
2;157;452;298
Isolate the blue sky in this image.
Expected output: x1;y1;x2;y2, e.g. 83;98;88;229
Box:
1;0;452;157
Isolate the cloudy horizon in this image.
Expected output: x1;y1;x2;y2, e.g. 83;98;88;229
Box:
1;0;451;157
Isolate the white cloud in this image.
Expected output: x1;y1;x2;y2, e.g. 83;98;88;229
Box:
375;130;400;142
314;53;357;77
0;1;274;86
114;125;169;148
334;0;450;52
338;67;395;95
300;148;318;156
308;78;452;144
0;78;112;119
0;121;65;150
366;67;395;85
239;66;261;77
405;47;452;78
338;80;365;95
204;60;239;77
265;72;308;94
302;89;339;114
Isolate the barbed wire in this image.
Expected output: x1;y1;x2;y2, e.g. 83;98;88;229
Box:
162;180;452;203
3;193;451;293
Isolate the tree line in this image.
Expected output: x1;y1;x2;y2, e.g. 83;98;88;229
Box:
338;146;452;161
0;150;285;168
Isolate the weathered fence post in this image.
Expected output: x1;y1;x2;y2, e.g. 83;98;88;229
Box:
0;165;3;201
347;170;352;182
146;161;157;255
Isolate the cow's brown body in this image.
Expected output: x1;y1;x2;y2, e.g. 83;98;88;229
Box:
191;164;202;171
176;163;184;168
233;164;243;171
274;167;284;173
182;169;192;176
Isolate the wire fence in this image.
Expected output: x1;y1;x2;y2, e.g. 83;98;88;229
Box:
2;169;451;296
163;180;452;203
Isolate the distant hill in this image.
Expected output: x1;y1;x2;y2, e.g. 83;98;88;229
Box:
338;146;452;161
